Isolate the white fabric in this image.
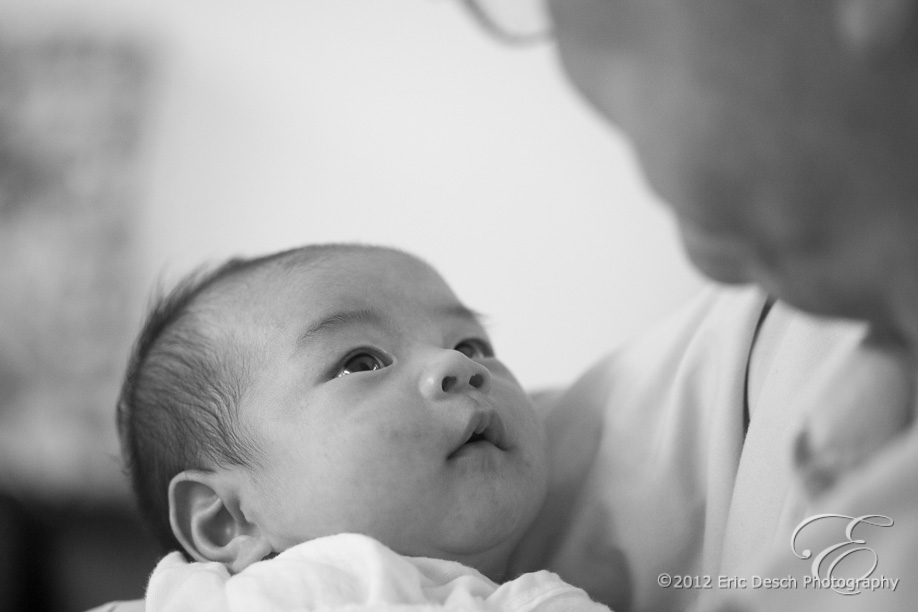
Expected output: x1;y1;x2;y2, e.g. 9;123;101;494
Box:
145;533;611;612
521;285;918;612
85;603;145;612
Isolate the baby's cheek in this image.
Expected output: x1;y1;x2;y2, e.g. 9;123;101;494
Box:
376;420;440;458
516;410;550;485
379;420;425;441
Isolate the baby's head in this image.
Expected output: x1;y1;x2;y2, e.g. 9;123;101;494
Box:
118;244;548;579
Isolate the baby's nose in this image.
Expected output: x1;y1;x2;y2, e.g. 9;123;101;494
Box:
419;349;492;400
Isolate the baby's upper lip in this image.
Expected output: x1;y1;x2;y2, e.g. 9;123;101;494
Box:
449;408;508;458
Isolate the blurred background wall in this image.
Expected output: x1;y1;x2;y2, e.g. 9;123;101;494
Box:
0;0;703;610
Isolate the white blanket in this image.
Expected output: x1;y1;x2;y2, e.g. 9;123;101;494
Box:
145;533;611;612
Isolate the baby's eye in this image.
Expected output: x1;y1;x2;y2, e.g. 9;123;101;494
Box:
453;338;494;359
336;350;388;378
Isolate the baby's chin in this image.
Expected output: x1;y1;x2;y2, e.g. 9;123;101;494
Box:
432;485;549;580
422;533;522;583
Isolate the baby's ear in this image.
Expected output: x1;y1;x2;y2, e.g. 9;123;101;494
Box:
169;470;274;573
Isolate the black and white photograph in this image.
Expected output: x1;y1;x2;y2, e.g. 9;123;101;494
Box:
1;1;916;611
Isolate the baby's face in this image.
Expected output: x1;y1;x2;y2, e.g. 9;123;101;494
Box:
229;249;547;575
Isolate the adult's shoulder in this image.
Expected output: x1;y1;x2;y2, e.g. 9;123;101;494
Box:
565;283;769;424
512;285;768;580
540;283;770;469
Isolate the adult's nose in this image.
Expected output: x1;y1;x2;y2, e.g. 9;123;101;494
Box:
419;349;492;400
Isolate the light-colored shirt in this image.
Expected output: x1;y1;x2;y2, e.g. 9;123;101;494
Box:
520;285;916;612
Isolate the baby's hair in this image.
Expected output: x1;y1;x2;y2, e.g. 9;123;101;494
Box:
117;243;395;555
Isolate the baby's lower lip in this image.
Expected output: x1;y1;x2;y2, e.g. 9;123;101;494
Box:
447;439;500;461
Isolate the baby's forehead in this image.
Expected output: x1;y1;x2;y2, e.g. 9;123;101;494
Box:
206;248;461;329
276;248;449;297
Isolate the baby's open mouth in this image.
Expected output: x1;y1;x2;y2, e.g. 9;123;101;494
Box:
448;411;508;459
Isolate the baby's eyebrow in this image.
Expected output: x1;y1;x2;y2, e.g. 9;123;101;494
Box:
297;304;488;348
439;304;489;328
297;308;385;347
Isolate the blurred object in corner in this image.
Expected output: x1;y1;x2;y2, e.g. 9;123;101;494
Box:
0;28;154;503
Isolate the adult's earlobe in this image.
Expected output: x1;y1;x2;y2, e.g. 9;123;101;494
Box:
169;470;274;573
835;0;918;58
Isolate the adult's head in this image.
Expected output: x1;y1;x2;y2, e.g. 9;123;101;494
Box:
477;0;918;341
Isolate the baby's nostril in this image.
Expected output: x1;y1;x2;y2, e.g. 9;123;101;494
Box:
441;376;457;392
469;374;484;389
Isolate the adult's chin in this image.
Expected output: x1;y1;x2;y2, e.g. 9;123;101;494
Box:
677;220;756;286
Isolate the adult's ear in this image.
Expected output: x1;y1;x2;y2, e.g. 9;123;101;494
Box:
169;470;274;574
835;0;918;57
